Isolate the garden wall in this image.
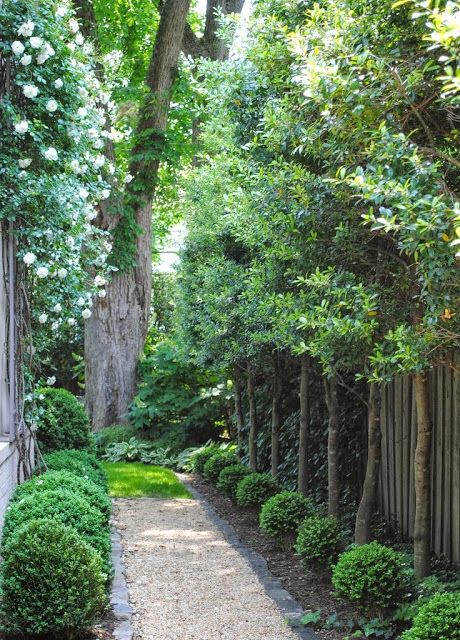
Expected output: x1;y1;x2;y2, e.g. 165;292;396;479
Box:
379;353;460;565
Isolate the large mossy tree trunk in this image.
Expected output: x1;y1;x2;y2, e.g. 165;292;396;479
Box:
413;371;432;578
324;375;340;517
354;382;382;544
297;354;310;495
271;355;282;477
84;0;191;429
247;363;258;471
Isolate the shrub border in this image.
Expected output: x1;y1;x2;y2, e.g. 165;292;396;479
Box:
178;474;319;640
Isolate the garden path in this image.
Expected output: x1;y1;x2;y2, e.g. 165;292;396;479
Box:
114;497;300;640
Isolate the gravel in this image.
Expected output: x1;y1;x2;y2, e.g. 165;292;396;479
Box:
114;497;301;640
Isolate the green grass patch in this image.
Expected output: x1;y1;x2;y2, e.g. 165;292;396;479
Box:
102;462;191;499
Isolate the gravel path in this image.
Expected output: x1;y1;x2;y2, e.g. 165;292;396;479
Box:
114;497;300;640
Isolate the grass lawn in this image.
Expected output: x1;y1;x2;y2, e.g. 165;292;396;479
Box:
102;462;191;499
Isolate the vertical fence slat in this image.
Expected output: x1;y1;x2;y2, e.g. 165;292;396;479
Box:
452;354;460;565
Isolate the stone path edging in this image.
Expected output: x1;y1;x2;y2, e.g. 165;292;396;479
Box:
110;526;134;640
178;474;319;640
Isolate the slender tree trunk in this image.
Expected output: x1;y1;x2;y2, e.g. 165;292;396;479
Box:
324;376;340;517
84;0;191;429
298;354;310;495
355;382;382;544
271;355;282;477
234;368;245;455
413;371;432;578
247;363;258;471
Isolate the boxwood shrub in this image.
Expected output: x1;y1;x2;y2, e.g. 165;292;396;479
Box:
332;541;412;612
295;515;343;565
0;518;106;636
2;489;111;573
235;473;280;508
401;592;460;640
12;471;111;524
36;387;94;454
191;446;219;474
40;449;108;490
216;463;252;499
203;452;239;483
260;491;314;541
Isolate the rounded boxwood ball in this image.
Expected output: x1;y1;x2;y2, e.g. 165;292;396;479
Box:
216;463;252;499
295;515;343;565
13;470;111;524
0;518;106;636
235;473;280;508
259;491;314;540
203;452;239;483
40;449;108;490
191;446;219;474
2;489;111;573
36;387;92;454
401;591;460;640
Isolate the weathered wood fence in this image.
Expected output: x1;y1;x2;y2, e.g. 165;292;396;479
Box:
379;352;460;564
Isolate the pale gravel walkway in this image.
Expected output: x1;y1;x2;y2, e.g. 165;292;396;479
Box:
114;497;300;640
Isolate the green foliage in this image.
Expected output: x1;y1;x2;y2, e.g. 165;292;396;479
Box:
94;424;139;451
12;471;111;525
2;489;110;570
191;445;220;474
103;437;154;463
259;491;314;541
401;592;460;640
41;449;108;490
235;473;280;508
295;516;344;565
216;463;252;499
203;452;239;483
332;542;412;613
36;387;93;454
0;519;106;636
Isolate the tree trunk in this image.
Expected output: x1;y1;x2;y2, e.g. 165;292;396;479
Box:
271;355;282;477
298;354;310;495
413;371;432;578
233;368;245;455
84;0;191;429
247;363;258;471
324;376;340;517
354;382;382;544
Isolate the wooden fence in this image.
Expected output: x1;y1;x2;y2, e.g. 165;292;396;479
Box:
379;352;460;564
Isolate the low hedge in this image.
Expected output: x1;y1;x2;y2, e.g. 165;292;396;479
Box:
401;592;460;640
295;515;343;565
216;464;252;499
12;470;111;524
40;449;108;490
191;446;219;474
2;489;111;574
203;452;239;483
235;473;280;508
259;491;314;541
0;518;106;636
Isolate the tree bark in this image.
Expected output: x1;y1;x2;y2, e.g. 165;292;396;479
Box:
298;354;310;495
413;371;432;578
354;382;382;544
84;0;191;429
324;375;340;517
271;355;282;477
233;367;245;455
247;363;258;471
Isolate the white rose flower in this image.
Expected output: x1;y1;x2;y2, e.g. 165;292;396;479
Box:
54;78;64;89
53;303;62;313
29;36;43;49
15;120;29;134
82;308;92;319
36;266;49;278
77;107;87;117
98;289;107;299
76;297;85;307
78;87;89;98
44;43;55;57
67;317;76;326
57;268;68;279
101;189;111;200
85;207;97;221
23;84;39;98
68;18;80;33
18;158;32;169
46;99;58;113
51;321;59;330
66;237;75;247
43;147;58;161
70;159;80;173
11;41;25;56
18;170;27;179
67;42;76;52
18;21;35;37
75;33;84;46
124;173;133;184
46;376;56;386
23;252;36;266
94;155;105;168
79;188;89;199
93;139;104;149
20;54;32;66
56;4;68;17
37;53;49;65
38;313;48;324
94;275;106;286
108;163;116;175
87;127;99;140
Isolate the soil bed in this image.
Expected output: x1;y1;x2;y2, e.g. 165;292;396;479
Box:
188;474;359;640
